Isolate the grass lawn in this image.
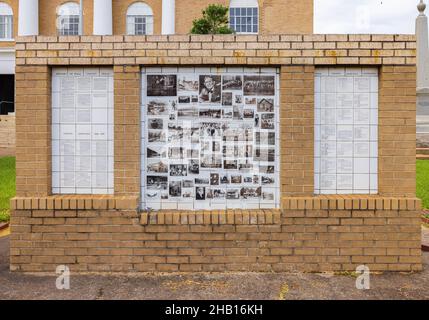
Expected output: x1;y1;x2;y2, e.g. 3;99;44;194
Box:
417;160;429;212
0;157;16;222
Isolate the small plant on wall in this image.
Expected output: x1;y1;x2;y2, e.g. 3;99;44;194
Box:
191;4;234;34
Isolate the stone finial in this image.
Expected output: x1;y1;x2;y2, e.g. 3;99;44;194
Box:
418;0;427;15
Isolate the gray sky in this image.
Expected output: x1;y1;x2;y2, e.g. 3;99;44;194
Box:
315;0;419;34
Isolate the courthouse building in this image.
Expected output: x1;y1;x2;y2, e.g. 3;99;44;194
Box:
4;0;423;273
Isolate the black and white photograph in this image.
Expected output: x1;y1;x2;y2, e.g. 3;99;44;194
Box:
147;176;168;190
188;159;200;175
254;148;276;162
240;187;262;199
161;191;169;200
239;161;253;171
178;96;191;104
226;189;240;200
169;181;182;197
167;124;184;142
222;92;233;106
256;132;276;145
148;130;166;143
187;149;199;159
257;98;274;112
147;146;166;158
262;189;275;201
178;74;199;93
147;75;177;97
260;165;275;174
222;75;243;91
147;160;168;173
243;109;255;119
261;113;275;130
219;175;229;184
200;122;222;138
233;106;244;120
170;164;187;176
243;176;253;184
235;94;243;104
201;155;222;169
199;108;222;119
146;191;160;199
183;189;194;199
147;100;170;115
224;160;238;170
210;173;220;185
148;119;163;130
231;175;242;184
245;97;257;105
195;187;206;200
195;177;209;185
199;75;221;103
222;108;233;119
182;179;194;188
168;147;184;159
262;175;275;185
207;189;226;200
177;107;199;119
243;75;275;96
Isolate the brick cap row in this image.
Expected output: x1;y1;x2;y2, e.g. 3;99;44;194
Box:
15;34;416;44
11;196;139;211
140;210;281;226
11;195;421;212
282;196;422;211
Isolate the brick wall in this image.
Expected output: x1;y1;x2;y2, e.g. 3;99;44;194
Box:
10;34;422;273
9;196;421;272
0;115;15;149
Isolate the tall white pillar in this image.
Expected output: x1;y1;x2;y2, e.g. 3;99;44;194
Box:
93;0;112;35
162;0;175;35
417;1;429;90
18;0;39;36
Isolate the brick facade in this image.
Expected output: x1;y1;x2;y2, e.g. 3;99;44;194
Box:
2;0;313;41
0;115;15;149
10;34;422;273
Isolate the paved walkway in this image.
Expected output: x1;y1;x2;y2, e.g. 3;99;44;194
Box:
0;235;428;300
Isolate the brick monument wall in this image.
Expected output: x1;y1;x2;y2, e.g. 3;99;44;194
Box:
10;34;422;273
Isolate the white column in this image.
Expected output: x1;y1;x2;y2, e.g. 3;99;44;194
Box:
162;0;175;35
93;0;113;35
18;0;39;36
417;1;429;90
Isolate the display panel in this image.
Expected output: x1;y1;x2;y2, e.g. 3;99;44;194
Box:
52;67;114;194
315;67;378;195
141;67;280;210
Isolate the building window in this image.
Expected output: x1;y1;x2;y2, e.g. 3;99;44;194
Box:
57;2;80;36
229;0;258;34
0;2;13;39
127;2;154;35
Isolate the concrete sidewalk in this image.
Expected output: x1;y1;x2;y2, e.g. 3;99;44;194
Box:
0;234;428;300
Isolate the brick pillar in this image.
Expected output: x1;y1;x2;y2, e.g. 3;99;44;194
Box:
280;65;315;197
114;65;141;197
15;65;51;197
379;66;417;197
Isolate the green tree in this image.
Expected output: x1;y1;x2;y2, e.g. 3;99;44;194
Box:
191;4;234;34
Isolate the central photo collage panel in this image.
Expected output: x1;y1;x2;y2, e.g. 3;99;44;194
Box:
141;67;280;210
